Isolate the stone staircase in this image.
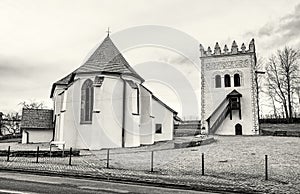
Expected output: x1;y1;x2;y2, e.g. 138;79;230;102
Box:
174;120;201;137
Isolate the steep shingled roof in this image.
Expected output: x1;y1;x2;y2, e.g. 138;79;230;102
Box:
51;35;144;97
21;109;54;129
74;36;142;76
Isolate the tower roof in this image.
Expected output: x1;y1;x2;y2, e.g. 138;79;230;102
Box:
51;36;144;97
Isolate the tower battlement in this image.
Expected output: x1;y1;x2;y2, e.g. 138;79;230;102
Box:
199;39;255;57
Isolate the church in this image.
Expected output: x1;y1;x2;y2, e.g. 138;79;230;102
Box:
50;34;177;150
200;39;259;135
43;33;259;150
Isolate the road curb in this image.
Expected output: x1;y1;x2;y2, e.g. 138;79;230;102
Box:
0;166;259;194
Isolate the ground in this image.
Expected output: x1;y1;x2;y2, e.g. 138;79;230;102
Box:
0;135;299;193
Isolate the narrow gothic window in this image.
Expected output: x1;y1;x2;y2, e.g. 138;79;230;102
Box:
215;75;221;88
127;80;139;115
224;74;231;87
234;74;241;87
81;79;94;123
132;87;139;115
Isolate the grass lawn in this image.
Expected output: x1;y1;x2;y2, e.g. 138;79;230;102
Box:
260;123;300;131
0;135;299;193
99;135;300;193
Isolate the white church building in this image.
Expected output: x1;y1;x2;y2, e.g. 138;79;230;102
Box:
200;39;259;135
50;35;177;150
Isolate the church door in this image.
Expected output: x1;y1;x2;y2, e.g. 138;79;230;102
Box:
235;124;242;135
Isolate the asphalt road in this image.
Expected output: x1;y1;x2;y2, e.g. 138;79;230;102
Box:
0;171;212;194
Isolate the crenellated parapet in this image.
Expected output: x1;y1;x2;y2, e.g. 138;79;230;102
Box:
200;39;255;57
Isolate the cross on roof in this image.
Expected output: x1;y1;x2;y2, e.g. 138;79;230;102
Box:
106;27;111;36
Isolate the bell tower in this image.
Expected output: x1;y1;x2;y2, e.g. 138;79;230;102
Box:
200;39;259;135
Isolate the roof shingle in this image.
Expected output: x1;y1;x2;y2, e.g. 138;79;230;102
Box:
51;36;144;97
55;36;143;83
21;109;54;129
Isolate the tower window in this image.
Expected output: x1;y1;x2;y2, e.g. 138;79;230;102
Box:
224;74;231;87
234;74;241;87
215;75;221;88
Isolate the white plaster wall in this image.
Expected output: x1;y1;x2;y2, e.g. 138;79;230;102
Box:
26;129;53;143
52;75;125;149
21;130;27;143
53;114;60;141
139;87;154;145
74;75;124;149
124;81;141;147
218;68;254;135
52;88;64;142
52;73;174;149
202;54;257;135
152;99;174;142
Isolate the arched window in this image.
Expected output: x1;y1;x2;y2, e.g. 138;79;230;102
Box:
224;74;231;87
215;75;221;88
81;79;94;123
234;74;241;87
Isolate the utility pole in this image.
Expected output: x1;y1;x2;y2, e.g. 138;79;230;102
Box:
255;70;265;134
0;112;3;136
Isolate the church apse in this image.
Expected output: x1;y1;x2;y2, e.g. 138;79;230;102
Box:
200;39;259;135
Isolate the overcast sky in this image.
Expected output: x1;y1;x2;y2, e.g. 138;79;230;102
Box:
1;0;300;116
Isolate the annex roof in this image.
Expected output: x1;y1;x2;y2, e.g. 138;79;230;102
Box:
21;109;54;129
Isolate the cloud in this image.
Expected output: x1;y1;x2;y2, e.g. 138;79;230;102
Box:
258;22;274;37
247;3;300;55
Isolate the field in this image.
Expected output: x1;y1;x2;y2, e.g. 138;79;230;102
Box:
102;136;300;193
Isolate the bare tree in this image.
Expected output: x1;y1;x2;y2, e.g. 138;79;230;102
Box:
19;100;46;109
0;112;21;135
0;112;3;136
265;47;299;122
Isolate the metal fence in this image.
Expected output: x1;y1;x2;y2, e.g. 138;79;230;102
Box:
1;145;298;185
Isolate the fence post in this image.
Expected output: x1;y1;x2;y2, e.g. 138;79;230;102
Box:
151;151;154;172
202;153;205;175
36;146;39;163
265;155;268;180
62;144;65;157
107;149;110;168
69;147;72;166
7;146;10;162
49;145;52;158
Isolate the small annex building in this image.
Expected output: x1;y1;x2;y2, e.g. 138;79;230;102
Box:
50;34;177;150
21;109;54;143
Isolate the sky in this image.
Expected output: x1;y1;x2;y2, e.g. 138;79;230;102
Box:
0;0;300;117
